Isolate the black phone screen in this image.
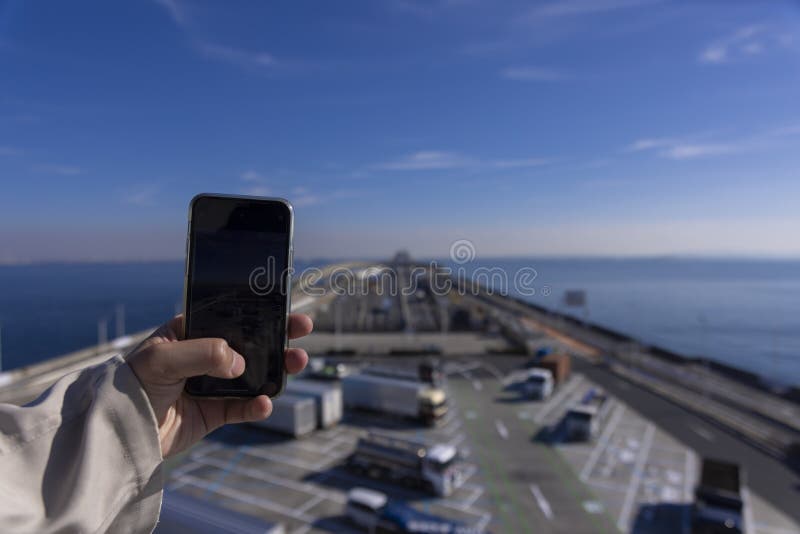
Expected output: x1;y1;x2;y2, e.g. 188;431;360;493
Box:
184;195;292;397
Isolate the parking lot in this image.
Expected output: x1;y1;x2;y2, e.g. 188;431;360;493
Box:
163;354;800;533
165;381;493;533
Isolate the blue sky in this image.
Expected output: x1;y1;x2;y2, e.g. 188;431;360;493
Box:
1;0;799;262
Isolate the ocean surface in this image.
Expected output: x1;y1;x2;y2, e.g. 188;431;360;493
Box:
1;258;799;385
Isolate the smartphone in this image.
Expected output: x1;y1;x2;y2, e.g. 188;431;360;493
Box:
183;193;294;398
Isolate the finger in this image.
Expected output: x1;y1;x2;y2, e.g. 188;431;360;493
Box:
193;395;272;432
285;347;309;375
145;338;246;381
224;396;272;425
288;314;313;339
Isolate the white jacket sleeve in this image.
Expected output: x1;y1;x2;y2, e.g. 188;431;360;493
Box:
0;355;164;533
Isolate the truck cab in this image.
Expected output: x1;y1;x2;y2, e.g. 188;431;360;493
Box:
418;387;448;423
423;444;462;497
346;487;387;532
564;389;607;441
692;458;746;534
523;368;554;400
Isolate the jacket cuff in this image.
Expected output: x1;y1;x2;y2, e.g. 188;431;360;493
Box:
103;355;164;533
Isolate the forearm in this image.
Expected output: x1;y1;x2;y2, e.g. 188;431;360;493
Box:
0;356;164;533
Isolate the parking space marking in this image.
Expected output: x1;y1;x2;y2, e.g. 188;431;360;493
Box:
529;484;554;520
296;493;327;515
242;446;330;472
579;404;626;481
180;474;316;523
691;425;715;442
494;419;509;440
617;423;656;531
169;460;203;478
192;454;348;504
683;450;694;501
448;432;467;448
754;525;800;534
479;362;505;381
440;417;463;437
534;374;584;424
475;512;492;533
584;478;628;493
455;484;484;510
742;488;756;534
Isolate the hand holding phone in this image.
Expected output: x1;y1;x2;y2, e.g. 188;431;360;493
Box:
126;312;312;457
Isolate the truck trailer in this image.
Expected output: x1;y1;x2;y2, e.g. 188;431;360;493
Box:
251;393;317;438
341;373;448;424
347;431;464;497
285;379;343;429
692;458;747;534
363;359;443;386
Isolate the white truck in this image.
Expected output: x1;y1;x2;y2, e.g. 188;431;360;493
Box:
345;487;476;533
341;373;448;425
564;388;608;442
347;432;464;497
285;379;343;429
522;368;554;400
251;393;317;438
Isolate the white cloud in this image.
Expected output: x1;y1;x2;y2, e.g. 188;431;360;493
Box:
627;122;800;160
0;145;21;156
626;138;674;152
293;194;321;207
628;136;732;160
241;170;265;182
491;158;549;169
501;67;564;81
32;164;83;175
527;0;661;18
242;185;272;197
375;151;551;172
123;185;160;207
153;0;187;26
698;24;791;65
375;151;474;171
198;42;275;70
662;144;731;160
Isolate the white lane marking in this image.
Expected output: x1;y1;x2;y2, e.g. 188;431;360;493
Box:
741;488;755;534
691;425;715;442
683;450;695;502
180;474;315;522
617;423;656;531
242;446;329;472
494;419;509;440
472;379;483;391
580;404;626;481
445;361;481;376
296;493;327;515
193;454;347;504
480;362;505;381
530;484;554;520
753;525;800;534
448;433;467;448
534;374;584;424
